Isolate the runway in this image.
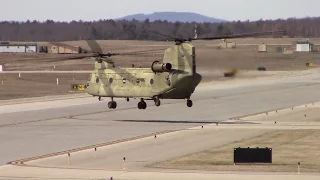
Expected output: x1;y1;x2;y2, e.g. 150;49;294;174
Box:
1;70;320;179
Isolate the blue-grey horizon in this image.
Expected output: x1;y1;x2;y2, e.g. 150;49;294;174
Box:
1;0;318;22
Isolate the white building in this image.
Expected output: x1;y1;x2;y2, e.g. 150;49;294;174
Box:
296;41;313;52
0;43;38;53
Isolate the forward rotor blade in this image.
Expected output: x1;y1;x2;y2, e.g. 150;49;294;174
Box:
86;40;103;54
6;54;95;62
43;54;96;62
42;48;165;62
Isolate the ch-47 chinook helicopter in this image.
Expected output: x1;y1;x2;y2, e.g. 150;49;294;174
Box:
79;30;286;110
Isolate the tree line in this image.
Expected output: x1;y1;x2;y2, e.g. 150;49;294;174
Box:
0;17;318;42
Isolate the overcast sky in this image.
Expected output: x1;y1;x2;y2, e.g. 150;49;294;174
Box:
2;0;318;22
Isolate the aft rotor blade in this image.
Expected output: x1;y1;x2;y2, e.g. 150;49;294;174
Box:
114;48;166;56
99;48;166;57
196;30;287;41
148;30;175;40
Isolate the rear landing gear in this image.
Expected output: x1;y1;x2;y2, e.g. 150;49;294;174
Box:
154;96;161;107
138;99;147;110
108;97;117;109
187;100;193;107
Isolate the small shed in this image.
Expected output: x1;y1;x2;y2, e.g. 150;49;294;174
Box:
219;39;236;49
48;43;81;54
258;43;267;52
0;65;3;72
296;41;313;52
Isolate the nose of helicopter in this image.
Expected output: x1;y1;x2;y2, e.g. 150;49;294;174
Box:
84;81;98;96
84;81;89;89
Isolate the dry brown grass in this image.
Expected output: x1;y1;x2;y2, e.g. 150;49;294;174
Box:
150;130;320;172
1;38;320;72
0;73;89;100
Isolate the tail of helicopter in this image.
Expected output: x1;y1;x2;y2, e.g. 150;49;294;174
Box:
162;41;196;75
159;41;202;101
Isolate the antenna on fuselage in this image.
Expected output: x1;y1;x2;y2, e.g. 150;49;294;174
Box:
194;24;198;39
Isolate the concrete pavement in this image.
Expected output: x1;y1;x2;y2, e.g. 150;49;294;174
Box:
1;165;319;180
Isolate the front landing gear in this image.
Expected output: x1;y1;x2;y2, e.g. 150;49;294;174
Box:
187;100;193;107
138;99;147;110
108;97;117;109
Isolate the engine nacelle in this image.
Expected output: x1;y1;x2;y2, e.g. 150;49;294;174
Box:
151;61;172;73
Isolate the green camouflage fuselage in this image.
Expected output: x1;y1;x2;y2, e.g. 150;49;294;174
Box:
85;42;202;99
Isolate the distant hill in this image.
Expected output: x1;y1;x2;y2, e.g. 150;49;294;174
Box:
115;12;226;23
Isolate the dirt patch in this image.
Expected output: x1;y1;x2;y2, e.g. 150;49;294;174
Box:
150;130;320;172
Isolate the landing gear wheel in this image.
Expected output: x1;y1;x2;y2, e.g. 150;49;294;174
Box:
108;101;117;109
154;96;161;107
142;102;147;109
187;100;193;107
138;100;147;110
112;101;117;109
108;101;113;109
155;100;161;107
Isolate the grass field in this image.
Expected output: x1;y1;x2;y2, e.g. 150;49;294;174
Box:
150;130;320;172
